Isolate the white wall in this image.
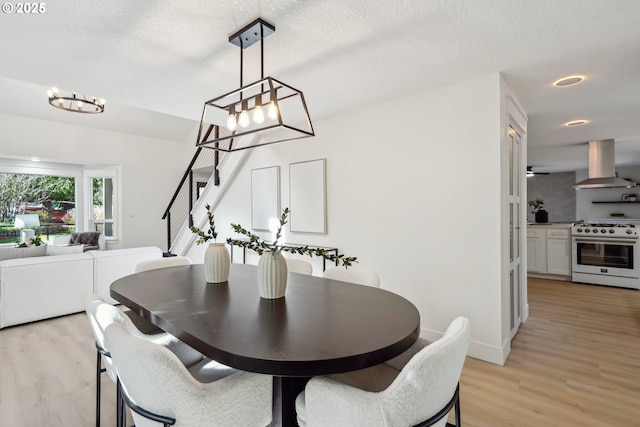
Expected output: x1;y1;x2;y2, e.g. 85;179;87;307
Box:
201;73;509;363
576;166;640;220
0;112;190;250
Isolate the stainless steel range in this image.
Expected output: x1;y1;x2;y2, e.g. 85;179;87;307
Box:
572;219;640;289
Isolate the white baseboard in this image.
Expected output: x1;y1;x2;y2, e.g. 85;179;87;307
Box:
421;326;508;366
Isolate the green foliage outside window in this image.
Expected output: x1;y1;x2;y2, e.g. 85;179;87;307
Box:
0;173;75;223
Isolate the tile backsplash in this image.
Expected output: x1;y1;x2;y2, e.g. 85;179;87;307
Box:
527;172;576;223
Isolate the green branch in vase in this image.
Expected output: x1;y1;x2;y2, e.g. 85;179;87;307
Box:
189;203;219;244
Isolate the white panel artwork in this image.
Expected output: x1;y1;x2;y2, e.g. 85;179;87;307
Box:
289;159;326;234
251;166;280;231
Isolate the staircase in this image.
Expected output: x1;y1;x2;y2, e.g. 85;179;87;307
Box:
162;135;254;256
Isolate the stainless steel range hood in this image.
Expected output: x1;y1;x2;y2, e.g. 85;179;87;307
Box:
573;140;636;189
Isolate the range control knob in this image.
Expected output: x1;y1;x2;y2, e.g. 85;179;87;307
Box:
584;229;591;233
627;229;633;234
601;229;607;233
609;229;615;234
593;228;599;233
577;228;583;233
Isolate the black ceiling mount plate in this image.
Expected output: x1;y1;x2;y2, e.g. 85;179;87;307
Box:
229;18;275;49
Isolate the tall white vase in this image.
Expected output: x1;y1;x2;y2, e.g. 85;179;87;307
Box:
257;251;288;299
204;243;230;283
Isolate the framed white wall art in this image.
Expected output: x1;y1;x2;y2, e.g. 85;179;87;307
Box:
289;159;326;234
251;166;280;231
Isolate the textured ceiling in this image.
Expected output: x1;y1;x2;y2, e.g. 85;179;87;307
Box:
1;0;640;172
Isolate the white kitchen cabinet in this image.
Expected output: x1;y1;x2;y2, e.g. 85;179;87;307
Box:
526;228;545;273
527;225;571;280
546;228;571;276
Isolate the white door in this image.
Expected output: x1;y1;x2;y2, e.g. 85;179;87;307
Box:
508;126;522;337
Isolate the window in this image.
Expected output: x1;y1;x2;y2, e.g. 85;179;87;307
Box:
84;168;119;240
92;177;115;236
0;167;78;245
0;160;121;242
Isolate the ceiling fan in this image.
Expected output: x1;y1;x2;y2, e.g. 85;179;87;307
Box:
526;166;550;177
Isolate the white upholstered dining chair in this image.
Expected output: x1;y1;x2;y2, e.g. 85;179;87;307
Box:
135;256;192;273
85;294;204;427
322;266;380;287
133;256;193;332
286;258;313;275
105;322;273;427
295;316;470;427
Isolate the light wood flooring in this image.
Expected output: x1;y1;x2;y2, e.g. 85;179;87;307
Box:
0;277;639;426
459;278;640;427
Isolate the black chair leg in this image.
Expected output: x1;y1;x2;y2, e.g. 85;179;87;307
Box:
454;391;461;427
95;343;120;427
444;383;461;427
116;379;123;427
96;350;101;427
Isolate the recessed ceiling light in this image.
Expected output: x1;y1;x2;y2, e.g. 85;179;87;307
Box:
553;75;586;87
564;119;590;127
30;157;41;162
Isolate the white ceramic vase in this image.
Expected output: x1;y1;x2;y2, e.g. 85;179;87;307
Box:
257;251;288;299
204;243;230;283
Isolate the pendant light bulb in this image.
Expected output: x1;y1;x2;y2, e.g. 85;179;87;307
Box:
268;100;278;120
227;105;237;131
239;99;250;128
253;95;264;124
268;90;278;120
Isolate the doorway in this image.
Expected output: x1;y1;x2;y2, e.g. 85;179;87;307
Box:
508;125;523;337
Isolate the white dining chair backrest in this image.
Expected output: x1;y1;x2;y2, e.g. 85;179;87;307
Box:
296;316;470;427
86;294;133;382
86;294;204;368
322;266;380;287
105;322;273;427
135;256;191;273
86;293;205;427
286;259;313;275
382;316;469;423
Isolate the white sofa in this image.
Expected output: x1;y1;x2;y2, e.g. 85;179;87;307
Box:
0;245;162;329
92;247;163;304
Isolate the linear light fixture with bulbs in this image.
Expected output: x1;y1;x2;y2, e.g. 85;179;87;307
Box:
196;18;314;152
47;87;105;114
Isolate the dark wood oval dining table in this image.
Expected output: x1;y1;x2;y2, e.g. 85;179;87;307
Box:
110;263;420;427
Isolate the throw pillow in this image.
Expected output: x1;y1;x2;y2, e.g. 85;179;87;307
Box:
0;244;47;261
69;232;101;247
47;244;84;256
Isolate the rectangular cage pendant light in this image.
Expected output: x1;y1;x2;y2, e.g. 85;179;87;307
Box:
196;76;314;152
196;18;314;152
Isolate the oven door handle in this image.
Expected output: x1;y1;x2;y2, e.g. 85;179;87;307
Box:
574;238;637;244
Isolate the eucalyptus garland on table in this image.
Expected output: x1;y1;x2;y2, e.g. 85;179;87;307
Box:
227;207;358;267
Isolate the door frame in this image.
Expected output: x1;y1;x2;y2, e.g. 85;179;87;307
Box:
508;124;523;339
